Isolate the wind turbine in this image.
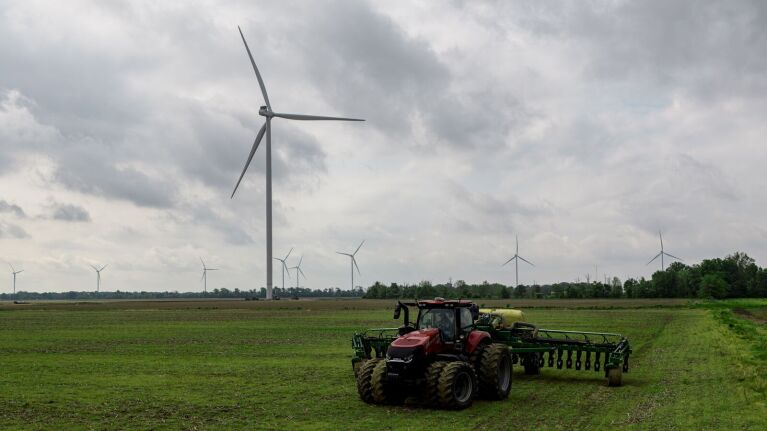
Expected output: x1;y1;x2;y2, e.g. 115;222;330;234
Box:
337;241;364;290
647;231;682;271
273;248;293;292
289;256;306;290
229;26;365;301
200;258;218;294
502;235;534;288
8;264;23;295
90;264;108;293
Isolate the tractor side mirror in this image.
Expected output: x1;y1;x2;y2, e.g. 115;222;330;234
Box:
470;304;479;321
394;301;410;327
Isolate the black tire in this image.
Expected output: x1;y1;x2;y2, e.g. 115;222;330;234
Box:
424;361;448;406
356;358;381;403
477;343;512;399
371;360;405;405
607;367;623;387
523;353;541;375
353;359;367;378
438;362;477;410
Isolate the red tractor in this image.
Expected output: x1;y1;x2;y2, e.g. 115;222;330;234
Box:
355;298;512;409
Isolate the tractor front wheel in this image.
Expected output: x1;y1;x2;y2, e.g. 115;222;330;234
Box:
438;361;477;410
356;358;381;403
371;360;405;405
477;343;512;399
424;361;448;406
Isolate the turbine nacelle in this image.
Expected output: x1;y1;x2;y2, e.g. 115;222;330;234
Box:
258;106;273;117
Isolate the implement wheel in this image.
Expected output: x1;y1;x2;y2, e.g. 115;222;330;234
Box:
524;353;541;375
356;358;381;403
424;361;448;406
607;367;623;387
477;343;512;399
371;360;405;405
438;361;477;410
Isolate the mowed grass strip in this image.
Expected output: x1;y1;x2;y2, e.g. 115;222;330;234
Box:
0;301;765;430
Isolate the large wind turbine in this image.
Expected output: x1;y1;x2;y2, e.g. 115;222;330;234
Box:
8;264;23;295
90;264;108;293
502;235;534;288
200;258;218;293
337;240;364;290
289;256;306;290
273;248;293;292
647;231;682;271
229;26;365;301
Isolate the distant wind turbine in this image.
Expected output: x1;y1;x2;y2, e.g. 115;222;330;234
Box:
273;248;293;292
337;240;364;290
229;26;365;301
200;258;218;293
502;236;534;288
90;264;108;293
289;256;306;290
8;264;23;295
647;231;682;271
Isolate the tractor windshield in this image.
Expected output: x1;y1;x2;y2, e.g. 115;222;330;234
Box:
417;308;455;341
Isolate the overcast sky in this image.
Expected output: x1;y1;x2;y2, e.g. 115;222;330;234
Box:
1;0;766;293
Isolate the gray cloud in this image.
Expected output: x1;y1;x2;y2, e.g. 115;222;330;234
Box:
51;203;91;222
0;221;29;238
0;200;26;218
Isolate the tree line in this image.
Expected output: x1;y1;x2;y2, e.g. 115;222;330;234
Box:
363;252;767;300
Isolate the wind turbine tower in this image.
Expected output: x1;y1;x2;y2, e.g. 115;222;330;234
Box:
289;256;306;290
502;236;534;288
200;258;218;293
273;248;293;292
9;264;23;295
229;27;364;300
647;231;682;271
90;264;108;293
337;240;364;290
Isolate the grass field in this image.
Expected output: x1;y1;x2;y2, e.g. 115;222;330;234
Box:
1;298;766;430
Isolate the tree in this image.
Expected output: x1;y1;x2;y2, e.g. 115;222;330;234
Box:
698;273;728;299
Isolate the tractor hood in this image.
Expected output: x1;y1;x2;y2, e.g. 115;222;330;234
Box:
391;328;439;349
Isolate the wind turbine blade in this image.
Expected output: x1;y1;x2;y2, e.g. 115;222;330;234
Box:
285;247;293;260
352;257;361;275
646;252;662;265
664;252;683;261
298;267;306;278
336;252;351;256
237;26;270;109
272;112;364;122
16;270;23;274
201;271;205;281
100;264;108;271
297;256;303;267
90;264;98;271
207;268;218;271
8;263;14;272
231;122;267;198
200;257;206;269
502;257;515;266
518;256;535;266
659;231;664;250
283;262;291;278
354;240;365;255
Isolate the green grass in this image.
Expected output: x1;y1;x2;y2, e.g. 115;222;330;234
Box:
0;299;765;430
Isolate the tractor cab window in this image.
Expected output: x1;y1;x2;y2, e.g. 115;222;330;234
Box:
459;307;474;334
417;308;455;341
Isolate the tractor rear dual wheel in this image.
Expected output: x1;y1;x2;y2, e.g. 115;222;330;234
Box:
437;361;477;410
477;343;513;399
523;353;542;375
